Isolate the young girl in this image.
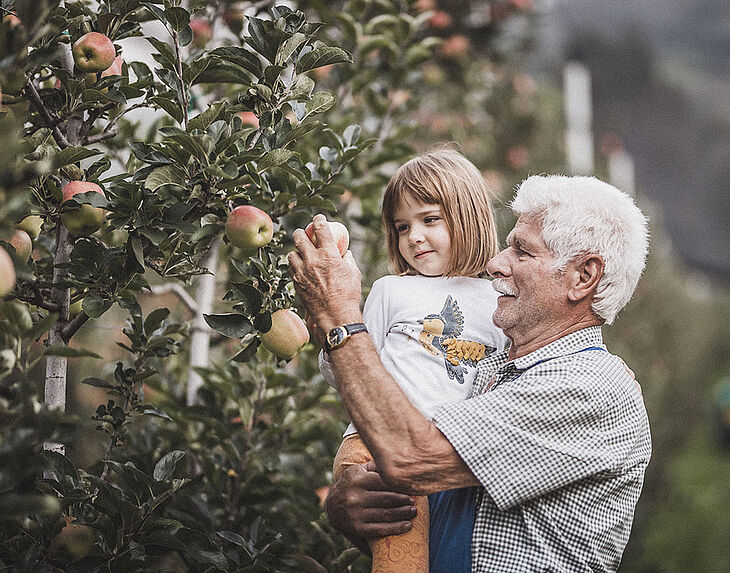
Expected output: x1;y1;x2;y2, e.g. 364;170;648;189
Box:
320;149;509;573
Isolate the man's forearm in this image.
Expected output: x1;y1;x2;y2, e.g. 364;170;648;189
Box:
329;335;478;494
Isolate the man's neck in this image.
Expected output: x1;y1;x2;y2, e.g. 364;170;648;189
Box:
507;316;603;360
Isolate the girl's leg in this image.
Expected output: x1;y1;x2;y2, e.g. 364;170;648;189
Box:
332;434;429;573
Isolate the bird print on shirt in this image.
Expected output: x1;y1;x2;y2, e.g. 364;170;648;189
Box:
417;295;495;384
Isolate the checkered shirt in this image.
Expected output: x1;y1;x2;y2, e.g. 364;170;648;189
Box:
433;326;651;572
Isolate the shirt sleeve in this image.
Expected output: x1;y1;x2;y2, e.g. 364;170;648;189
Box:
362;277;389;352
433;358;645;510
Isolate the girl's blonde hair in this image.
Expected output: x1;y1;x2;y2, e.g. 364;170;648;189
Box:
382;149;499;277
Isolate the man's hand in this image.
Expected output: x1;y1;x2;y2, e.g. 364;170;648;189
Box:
288;214;363;334
325;462;417;553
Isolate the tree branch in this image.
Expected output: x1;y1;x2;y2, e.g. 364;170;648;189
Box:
61;311;90;343
25;79;71;149
148;283;198;313
83;127;119;145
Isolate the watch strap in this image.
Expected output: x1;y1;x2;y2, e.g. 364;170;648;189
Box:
324;322;368;351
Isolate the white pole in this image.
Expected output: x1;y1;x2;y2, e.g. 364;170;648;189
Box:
608;148;636;197
186;239;219;405
563;62;594;175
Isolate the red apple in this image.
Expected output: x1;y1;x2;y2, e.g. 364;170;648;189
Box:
2;14;21;29
0;246;16;298
60;181;106;236
225;205;274;249
8;229;32;261
437;34;470;58
72;32;116;73
304;219;349;256
260;309;310;359
16;215;43;239
236;111;259;128
428;11;453;29
102;55;124;78
190;20;212;49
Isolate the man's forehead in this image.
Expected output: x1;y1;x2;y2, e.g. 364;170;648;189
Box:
507;216;543;245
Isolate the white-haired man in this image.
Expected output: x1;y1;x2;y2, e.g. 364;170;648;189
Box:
288;175;651;572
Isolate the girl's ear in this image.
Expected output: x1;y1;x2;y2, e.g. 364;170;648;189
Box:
567;254;604;302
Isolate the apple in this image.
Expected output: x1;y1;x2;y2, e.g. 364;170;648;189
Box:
0;246;16;298
428;11;453;29
304;219;349;256
437;34;470;58
60;181;106;236
8;229;32;261
72;32;116;73
16;215;43;239
48;516;95;562
225;205;274;250
190;20;212;49
260;309;310;359
236;111;259;128
2;14;21;29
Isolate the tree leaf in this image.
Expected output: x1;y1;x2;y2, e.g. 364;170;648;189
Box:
53;146;102;168
165;6;190;32
296;46;352;73
144;308;170;335
154;450;185;481
45;346;102;358
276;32;307;66
81;377;115;389
203;313;253;338
256;148;297;172
305;92;335;117
145;165;188;191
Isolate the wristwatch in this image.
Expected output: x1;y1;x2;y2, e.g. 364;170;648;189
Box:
324;323;368;351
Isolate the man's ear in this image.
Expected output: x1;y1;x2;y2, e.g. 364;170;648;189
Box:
567;254;604;302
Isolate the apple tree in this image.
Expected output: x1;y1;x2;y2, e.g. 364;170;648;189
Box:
0;0;484;570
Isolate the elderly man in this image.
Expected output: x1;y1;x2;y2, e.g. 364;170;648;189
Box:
288;175;651;572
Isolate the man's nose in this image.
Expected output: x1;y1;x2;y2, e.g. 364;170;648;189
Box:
487;249;509;278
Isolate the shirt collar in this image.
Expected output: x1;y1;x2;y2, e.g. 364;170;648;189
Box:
481;326;604;373
511;325;604;370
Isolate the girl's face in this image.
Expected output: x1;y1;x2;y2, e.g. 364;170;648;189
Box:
392;196;452;276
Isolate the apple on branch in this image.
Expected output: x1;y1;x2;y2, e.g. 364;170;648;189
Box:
304;219;350;257
260;309;310;359
8;229;32;261
72;32;116;73
0;246;16;298
190;20;212;49
225;205;274;250
60;181;107;236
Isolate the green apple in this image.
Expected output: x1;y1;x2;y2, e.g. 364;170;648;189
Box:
16;215;43;239
0;246;16;298
260;309;310;359
225;205;274;250
60;181;106;236
72;32;116;73
8;229;32;261
304;219;350;256
48;517;95;562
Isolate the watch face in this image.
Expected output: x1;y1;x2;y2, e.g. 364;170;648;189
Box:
327;327;346;349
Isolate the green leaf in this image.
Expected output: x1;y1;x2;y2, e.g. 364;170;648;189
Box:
81;377;115;389
284;74;315;102
256;148;296;172
305;92;335;117
154;450;185;481
141;407;173;421
217;531;246;547
144;308;170;334
203;313;253;338
145;165;188;191
208;46;263;78
147;37;178;71
276;32;307;65
83;292;112;319
141;2;167;26
165;6;190;31
296;46;352;73
343;124;361;147
54;146;102;168
45;346;102;358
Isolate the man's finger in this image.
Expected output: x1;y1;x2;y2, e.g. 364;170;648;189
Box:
291;228;316;258
359;521;413;538
310;213;341;255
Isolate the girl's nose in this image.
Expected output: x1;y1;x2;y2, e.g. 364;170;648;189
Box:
408;228;424;245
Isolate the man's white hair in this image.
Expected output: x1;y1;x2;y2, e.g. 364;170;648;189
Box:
510;175;649;324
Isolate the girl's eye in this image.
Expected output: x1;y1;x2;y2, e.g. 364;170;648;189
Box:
396;224;408;233
424;216;440;224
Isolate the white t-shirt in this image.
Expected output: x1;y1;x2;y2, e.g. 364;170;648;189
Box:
320;274;509;435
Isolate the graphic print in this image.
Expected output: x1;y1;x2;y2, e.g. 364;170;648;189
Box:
417;295;495;383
